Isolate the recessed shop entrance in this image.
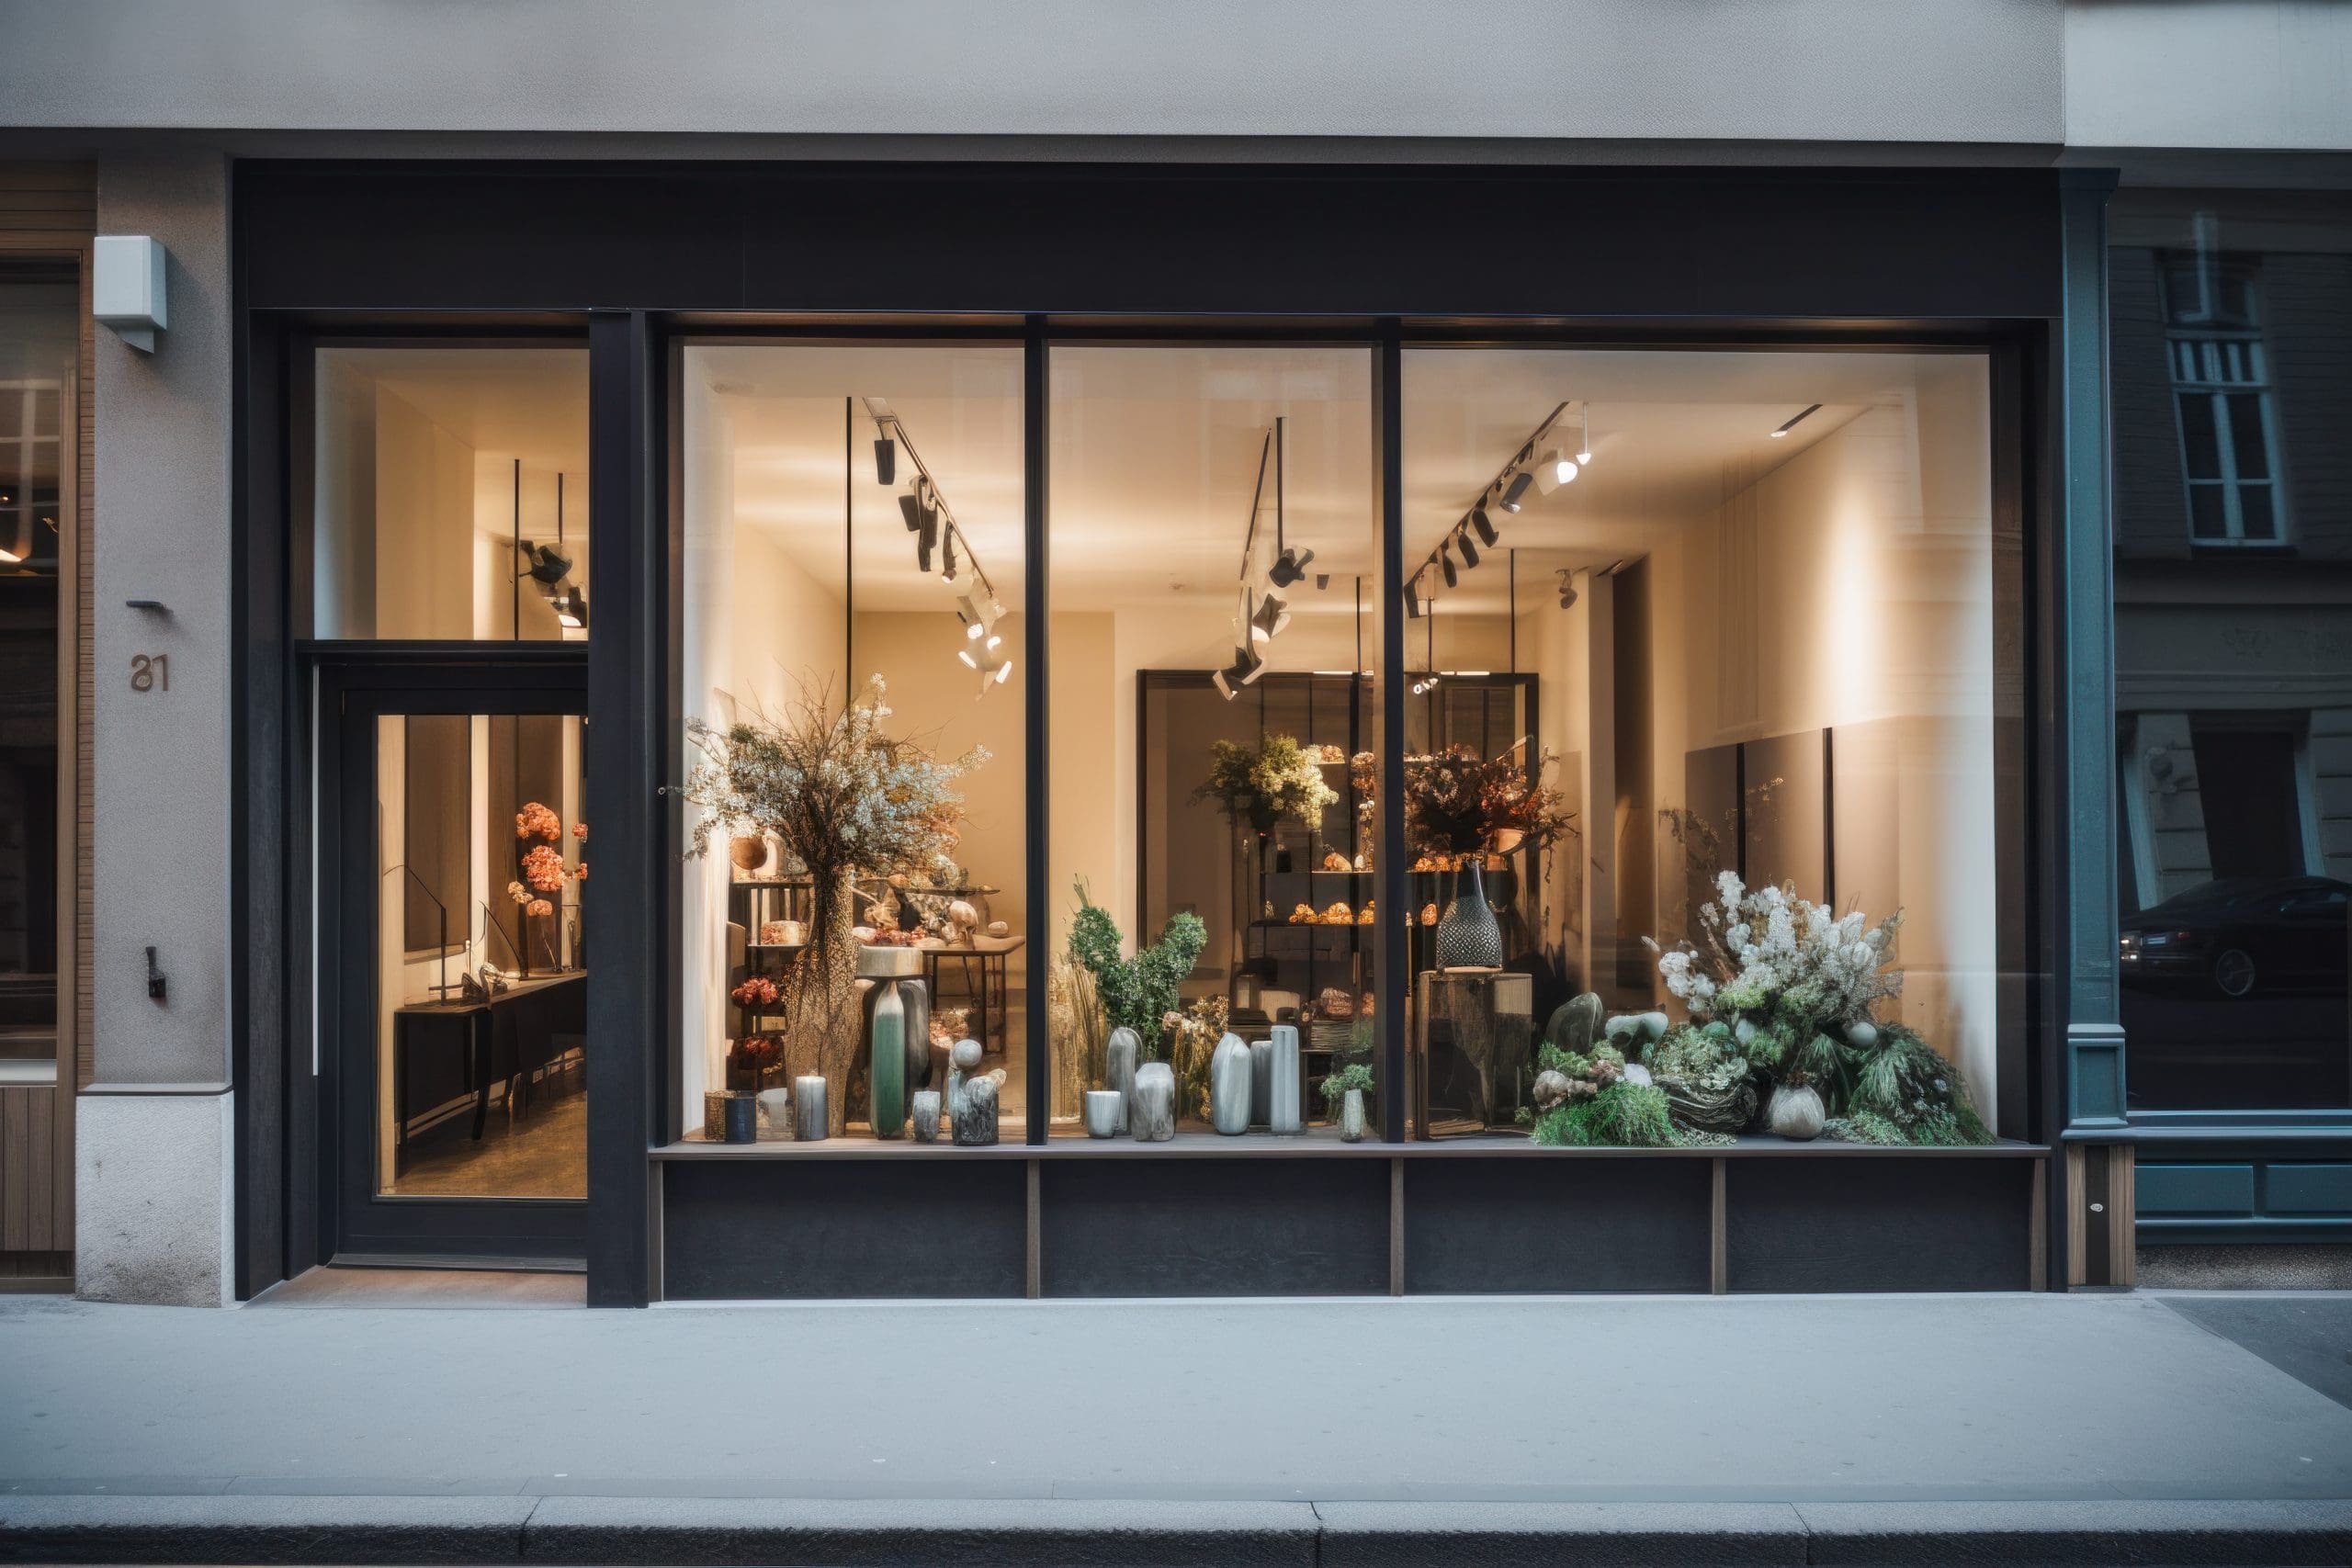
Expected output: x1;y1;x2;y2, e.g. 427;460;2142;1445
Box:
317;661;590;1268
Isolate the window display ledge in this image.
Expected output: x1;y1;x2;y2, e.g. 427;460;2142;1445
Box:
654;1132;2048;1160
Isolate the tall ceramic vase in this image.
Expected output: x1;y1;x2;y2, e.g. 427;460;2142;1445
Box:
1340;1087;1368;1143
870;980;909;1138
1210;1032;1252;1134
1434;861;1504;971
1265;1024;1302;1134
1105;1026;1141;1134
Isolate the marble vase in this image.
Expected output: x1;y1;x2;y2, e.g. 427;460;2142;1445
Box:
1210;1032;1253;1134
1082;1089;1122;1139
1249;1036;1274;1129
1264;1024;1302;1134
1130;1061;1176;1142
947;1036;985;1121
955;1074;1000;1146
792;1076;829;1142
1767;1082;1826;1142
910;1089;943;1143
1340;1086;1368;1143
1105;1027;1141;1134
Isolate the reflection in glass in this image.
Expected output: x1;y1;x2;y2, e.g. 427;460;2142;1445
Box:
1049;347;1382;1138
377;711;587;1198
2112;191;2352;1110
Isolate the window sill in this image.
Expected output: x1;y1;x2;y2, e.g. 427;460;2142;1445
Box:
652;1131;2048;1160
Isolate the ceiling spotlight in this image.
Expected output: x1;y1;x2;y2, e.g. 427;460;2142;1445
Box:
991;658;1012;685
874;435;897;486
958;646;980;671
1469;506;1498;548
942;530;958;581
1269;545;1315;589
917;508;939;574
957;593;988;638
1213;643;1261;701
1456;527;1480;570
1533;447;1578;496
551;586;588;630
1314;572;1331;591
1556;569;1578;611
1403;576;1425;618
1252;592;1291;640
1500;470;1535;513
898;491;923;533
1770;403;1823;439
1439;543;1457;591
519;540;571;586
1239;585;1271;647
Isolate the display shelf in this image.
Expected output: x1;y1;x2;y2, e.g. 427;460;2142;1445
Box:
656;1131;2048;1160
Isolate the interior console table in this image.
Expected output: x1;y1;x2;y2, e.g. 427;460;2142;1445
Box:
923;935;1023;1055
392;971;588;1156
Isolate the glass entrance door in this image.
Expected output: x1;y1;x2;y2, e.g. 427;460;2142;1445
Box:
322;671;589;1266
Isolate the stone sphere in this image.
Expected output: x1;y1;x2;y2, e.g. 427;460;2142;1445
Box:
1845;1020;1880;1048
951;1037;985;1070
1532;1068;1572;1110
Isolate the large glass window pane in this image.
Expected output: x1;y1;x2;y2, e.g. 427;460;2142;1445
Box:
1402;348;2016;1145
1048;346;1382;1140
677;344;1026;1143
2111;191;2352;1110
0;265;74;1067
310;346;590;640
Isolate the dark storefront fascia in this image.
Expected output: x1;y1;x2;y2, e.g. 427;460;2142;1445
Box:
225;162;2125;1304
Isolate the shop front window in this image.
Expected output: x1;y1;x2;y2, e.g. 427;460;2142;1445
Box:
1401;347;2016;1146
676;343;1027;1142
309;345;591;640
2112;191;2352;1111
1047;346;1383;1141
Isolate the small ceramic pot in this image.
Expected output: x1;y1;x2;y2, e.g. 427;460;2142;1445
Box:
1768;1082;1826;1142
1340;1087;1368;1144
1082;1089;1123;1139
910;1089;943;1143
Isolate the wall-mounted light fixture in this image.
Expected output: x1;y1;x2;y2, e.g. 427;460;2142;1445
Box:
95;235;168;353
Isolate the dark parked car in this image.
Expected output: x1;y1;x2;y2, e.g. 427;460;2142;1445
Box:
2120;876;2351;998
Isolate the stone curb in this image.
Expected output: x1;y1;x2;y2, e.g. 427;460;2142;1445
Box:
6;1494;2352;1566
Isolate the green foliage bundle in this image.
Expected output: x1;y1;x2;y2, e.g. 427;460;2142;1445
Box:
1828;1023;1992;1145
1319;1061;1374;1108
1642;1022;1758;1136
1066;880;1206;1058
1521;1042;1690;1148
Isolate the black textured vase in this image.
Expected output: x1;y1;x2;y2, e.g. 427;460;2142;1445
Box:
1434;862;1504;971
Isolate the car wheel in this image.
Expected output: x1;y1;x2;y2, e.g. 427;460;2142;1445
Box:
2213;948;2257;998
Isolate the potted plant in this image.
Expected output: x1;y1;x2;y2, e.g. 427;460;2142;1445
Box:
1320;1061;1375;1143
683;675;986;1136
1066;880;1206;1063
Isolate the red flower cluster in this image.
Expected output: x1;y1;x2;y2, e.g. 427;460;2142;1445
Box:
729;1035;783;1071
526;897;553;919
515;801;562;842
731;975;780;1008
521;843;568;894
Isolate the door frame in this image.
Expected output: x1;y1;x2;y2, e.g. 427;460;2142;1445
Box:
311;647;590;1269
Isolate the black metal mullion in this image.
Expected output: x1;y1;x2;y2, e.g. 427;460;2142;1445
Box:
1023;323;1049;1145
1376;324;1408;1142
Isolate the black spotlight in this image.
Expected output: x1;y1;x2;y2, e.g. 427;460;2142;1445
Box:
1457;527;1480;570
1403;577;1424;618
942;531;959;581
520;540;571;586
1500;471;1535;513
898;492;923;533
1556;569;1579;611
1269;545;1315;589
874;436;897;486
1440;543;1458;590
917;512;939;574
1470;506;1498;547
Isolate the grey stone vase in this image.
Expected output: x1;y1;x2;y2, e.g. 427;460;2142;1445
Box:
1249;1036;1274;1129
1264;1024;1302;1134
1434;861;1505;971
1082;1089;1123;1138
1340;1087;1368;1143
792;1075;828;1142
947;1036;985;1121
1210;1032;1252;1134
910;1089;943;1143
956;1075;1001;1145
1130;1061;1176;1142
1767;1082;1826;1141
1105;1027;1141;1134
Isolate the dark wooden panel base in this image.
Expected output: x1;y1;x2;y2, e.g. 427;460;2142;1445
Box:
1039;1156;1389;1296
663;1157;1025;1299
1728;1156;2032;1292
1404;1156;1713;1293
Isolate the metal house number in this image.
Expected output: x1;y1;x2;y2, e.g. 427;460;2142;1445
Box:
129;653;168;692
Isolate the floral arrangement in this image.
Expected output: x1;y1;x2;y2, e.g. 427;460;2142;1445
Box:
683;675;985;1135
1402;745;1577;860
730;975;780;1010
1521;1042;1690;1147
515;801;561;842
729;1035;783;1073
1645;871;1990;1145
1168;994;1231;1121
521;842;569;894
526;897;552;919
1066;879;1206;1058
1191;735;1339;834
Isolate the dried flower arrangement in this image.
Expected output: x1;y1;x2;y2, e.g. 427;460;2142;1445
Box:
1168;994;1231;1122
682;675;986;1134
730;975;780;1010
1402;744;1577;861
1644;871;1990;1145
1191;735;1340;835
1066;879;1206;1059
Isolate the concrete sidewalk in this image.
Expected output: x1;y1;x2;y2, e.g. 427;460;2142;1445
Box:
4;1289;2350;1562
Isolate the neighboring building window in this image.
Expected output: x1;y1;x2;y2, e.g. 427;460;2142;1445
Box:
2158;249;2283;544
